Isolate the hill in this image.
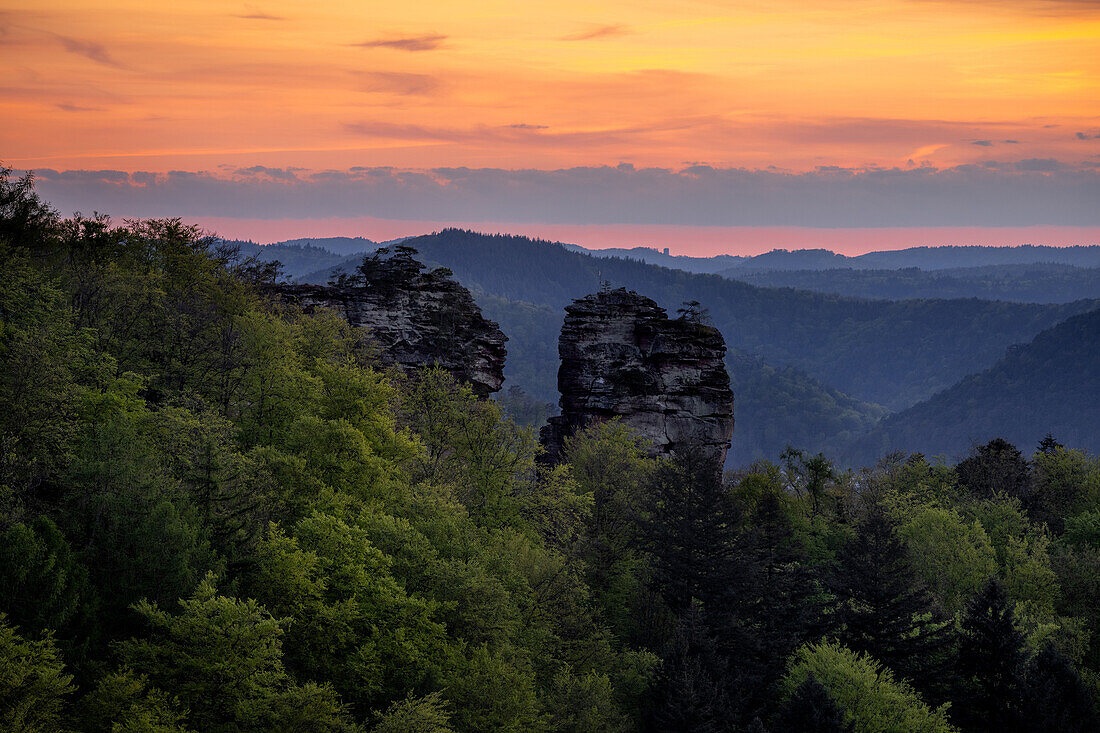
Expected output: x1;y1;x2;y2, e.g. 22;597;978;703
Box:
304;230;1099;411
725;263;1100;304
224;237;391;281
559;243;745;273
854;244;1100;271
269;236;381;256
845;308;1100;463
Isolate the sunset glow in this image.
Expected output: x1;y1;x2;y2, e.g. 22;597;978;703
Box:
4;0;1100;251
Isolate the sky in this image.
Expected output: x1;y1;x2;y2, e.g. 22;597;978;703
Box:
3;0;1100;254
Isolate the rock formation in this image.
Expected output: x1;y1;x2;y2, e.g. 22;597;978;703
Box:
541;287;734;467
272;247;507;396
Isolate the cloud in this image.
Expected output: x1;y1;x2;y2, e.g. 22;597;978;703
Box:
233;165;302;181
560;24;630;41
341;116;720;149
1076;131;1100;140
231;13;285;20
28;163;1100;228
1014;158;1066;171
341;120;643;147
354;71;441;96
350;34;447;51
55;103;103;112
55;34;125;68
748;116;1023;149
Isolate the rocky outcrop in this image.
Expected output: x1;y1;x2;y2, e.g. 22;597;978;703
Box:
272;247;507;396
541;288;734;467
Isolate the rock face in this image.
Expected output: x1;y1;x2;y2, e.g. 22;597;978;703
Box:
272;248;507;396
541;288;734;467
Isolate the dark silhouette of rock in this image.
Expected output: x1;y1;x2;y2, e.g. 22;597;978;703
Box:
542;287;734;468
272;247;507;396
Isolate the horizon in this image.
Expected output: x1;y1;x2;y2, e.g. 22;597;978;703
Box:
203;220;1100;258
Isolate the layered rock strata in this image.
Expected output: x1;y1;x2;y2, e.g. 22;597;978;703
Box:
541;288;734;467
272;247;507;396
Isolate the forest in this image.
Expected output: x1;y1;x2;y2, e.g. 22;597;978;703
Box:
295;230;1100;466
4;169;1100;732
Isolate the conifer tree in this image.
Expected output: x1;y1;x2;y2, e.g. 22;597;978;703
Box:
954;578;1027;731
645;605;739;733
724;490;827;718
644;451;741;614
828;511;955;701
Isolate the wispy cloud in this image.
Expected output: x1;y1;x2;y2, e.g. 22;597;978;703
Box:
561;24;630;41
350;34;448;51
55;103;103;112
55;34;125;68
1076;131;1100;140
341;119;668;148
355;71;441;96
231;13;285;20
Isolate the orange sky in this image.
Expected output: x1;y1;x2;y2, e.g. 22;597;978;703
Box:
4;0;1100;171
3;1;1100;251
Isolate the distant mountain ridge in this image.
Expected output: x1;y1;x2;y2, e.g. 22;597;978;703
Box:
564;242;1100;273
726;263;1100;304
239;233;1100;283
557;243;745;273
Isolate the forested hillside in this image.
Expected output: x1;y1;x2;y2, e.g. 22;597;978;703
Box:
848;309;1100;464
6;172;1100;732
7;172;1100;732
1;172;654;731
305;230;1098;411
725;263;1100;303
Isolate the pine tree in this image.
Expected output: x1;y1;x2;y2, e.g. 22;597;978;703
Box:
1020;643;1098;733
644;451;742;614
773;674;852;733
828;511;956;702
645;605;739;733
1037;433;1063;455
954;578;1027;731
724;490;827;718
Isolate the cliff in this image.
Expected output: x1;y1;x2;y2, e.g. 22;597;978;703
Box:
542;288;734;467
272;247;507;396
